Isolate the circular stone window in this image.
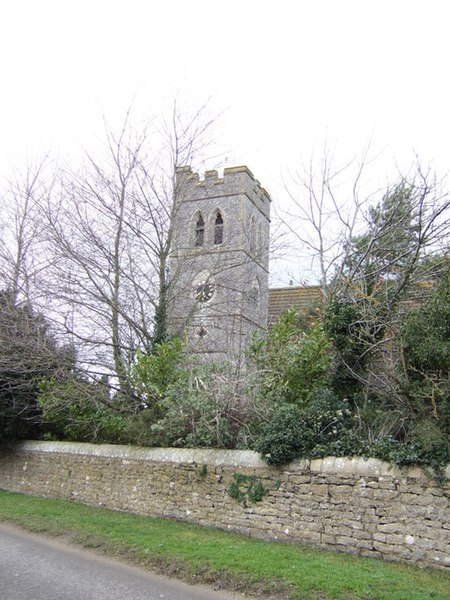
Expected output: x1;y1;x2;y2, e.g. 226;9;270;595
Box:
195;281;215;302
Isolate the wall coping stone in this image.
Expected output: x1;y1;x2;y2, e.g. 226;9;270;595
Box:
12;441;268;468
11;441;449;479
311;456;422;479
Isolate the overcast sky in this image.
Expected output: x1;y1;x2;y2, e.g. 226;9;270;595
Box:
1;0;449;282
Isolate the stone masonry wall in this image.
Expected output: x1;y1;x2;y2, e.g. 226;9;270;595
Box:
0;441;448;569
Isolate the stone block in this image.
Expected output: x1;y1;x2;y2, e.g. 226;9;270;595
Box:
321;533;336;545
425;550;450;568
373;540;395;553
310;483;329;496
378;522;403;534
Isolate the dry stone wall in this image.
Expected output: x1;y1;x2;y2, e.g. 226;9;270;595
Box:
0;441;448;570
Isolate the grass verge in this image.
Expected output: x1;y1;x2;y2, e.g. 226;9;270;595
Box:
0;490;449;600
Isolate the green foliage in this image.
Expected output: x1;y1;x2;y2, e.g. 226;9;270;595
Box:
249;309;334;406
368;434;448;472
398;276;450;461
130;337;184;418
198;464;207;479
320;278;450;472
38;377;130;444
255;389;448;471
345;183;419;287
402;279;450;378
255;389;359;466
323;300;369;398
318;175;449;473
257;269;450;472
228;472;270;504
151;361;250;449
325;185;426;401
0;291;74;443
40;336;263;450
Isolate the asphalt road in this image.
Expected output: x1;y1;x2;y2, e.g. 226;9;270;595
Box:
0;523;244;600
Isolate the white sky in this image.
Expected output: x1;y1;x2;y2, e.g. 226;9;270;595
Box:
1;0;449;283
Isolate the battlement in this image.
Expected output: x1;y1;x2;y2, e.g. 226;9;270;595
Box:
176;165;271;216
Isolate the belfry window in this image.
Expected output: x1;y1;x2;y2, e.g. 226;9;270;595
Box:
195;214;205;247
214;212;223;245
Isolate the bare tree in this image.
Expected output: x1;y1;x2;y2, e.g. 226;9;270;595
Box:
280;143;377;294
0;157;55;305
41;104;218;401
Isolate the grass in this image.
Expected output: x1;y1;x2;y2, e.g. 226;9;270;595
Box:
0;490;449;600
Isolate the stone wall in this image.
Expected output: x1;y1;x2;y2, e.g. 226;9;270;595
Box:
0;441;448;569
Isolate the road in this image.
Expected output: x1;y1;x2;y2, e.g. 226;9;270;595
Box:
0;523;244;600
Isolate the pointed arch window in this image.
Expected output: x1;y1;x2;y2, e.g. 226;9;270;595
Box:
257;223;262;252
214;212;224;245
195;214;205;247
249;277;260;307
250;216;256;253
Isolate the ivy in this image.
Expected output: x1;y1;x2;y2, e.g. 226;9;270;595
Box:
228;473;276;504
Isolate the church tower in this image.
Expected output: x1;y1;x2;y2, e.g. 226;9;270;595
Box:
168;166;271;361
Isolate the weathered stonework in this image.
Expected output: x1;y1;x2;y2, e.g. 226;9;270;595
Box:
0;442;448;570
168;166;271;361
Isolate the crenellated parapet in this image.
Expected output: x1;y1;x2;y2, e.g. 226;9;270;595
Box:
175;165;271;218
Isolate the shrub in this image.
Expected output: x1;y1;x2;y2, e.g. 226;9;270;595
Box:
0;291;74;443
130;338;184;417
255;389;359;466
323;300;369;398
151;361;257;449
38;377;130;444
401;280;450;428
249;309;334;407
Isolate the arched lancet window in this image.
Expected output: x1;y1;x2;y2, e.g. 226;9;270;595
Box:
195;214;205;247
249;277;260;307
214;212;224;245
250;216;256;253
257;223;263;252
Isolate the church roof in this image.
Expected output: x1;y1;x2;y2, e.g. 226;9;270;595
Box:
268;285;322;324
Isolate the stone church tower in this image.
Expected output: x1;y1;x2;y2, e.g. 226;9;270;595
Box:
168;165;271;361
